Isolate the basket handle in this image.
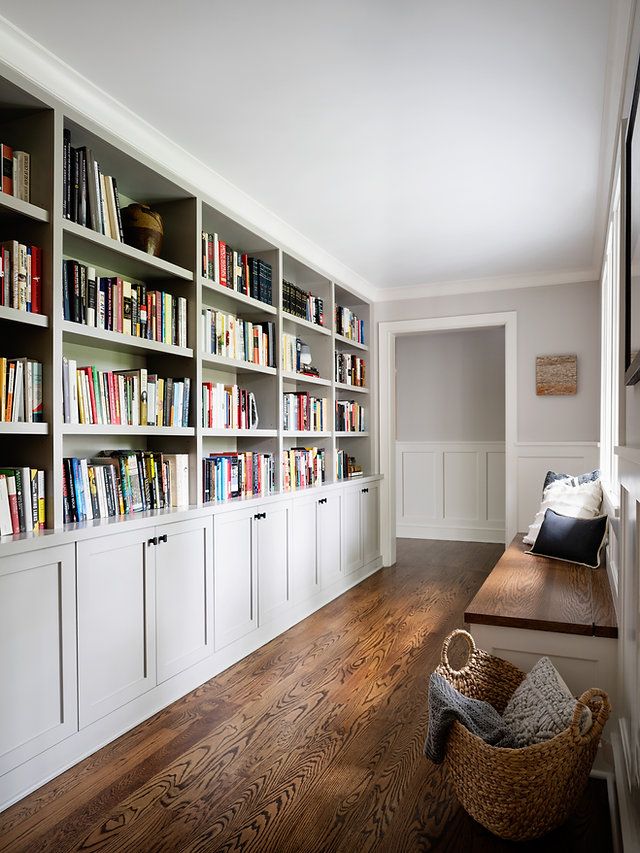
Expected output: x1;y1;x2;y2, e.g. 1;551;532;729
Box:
440;629;476;674
571;688;611;744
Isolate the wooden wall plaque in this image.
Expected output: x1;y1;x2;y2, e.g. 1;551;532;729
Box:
536;355;577;396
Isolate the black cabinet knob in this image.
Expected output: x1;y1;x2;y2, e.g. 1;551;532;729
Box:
361;488;368;494
158;534;168;543
148;537;157;546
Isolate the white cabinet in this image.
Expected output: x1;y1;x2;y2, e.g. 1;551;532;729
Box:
213;505;256;651
77;530;156;728
256;500;291;624
155;517;213;684
342;482;381;575
362;483;381;565
0;544;77;775
342;484;363;574
291;494;318;603
318;492;342;588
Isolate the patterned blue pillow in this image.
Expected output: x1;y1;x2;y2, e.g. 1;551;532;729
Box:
542;469;600;496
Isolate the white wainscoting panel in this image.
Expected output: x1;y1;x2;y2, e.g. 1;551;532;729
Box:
516;443;599;533
396;442;505;542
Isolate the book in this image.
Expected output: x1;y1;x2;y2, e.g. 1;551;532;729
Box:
1;143;13;194
13;151;30;202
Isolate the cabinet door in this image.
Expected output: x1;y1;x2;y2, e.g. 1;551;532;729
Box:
0;544;77;776
318;492;342;588
213;506;256;650
156;517;213;684
291;494;318;603
342;484;363;575
257;500;292;624
77;530;156;728
362;483;381;565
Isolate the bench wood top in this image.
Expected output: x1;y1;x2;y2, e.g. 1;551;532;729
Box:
464;535;618;639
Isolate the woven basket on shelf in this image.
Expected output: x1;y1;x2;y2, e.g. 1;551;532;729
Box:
434;629;611;841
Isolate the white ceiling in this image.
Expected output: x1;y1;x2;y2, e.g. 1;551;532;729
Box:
0;0;619;290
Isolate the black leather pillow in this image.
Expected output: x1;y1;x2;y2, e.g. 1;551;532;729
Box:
527;509;608;568
542;469;600;496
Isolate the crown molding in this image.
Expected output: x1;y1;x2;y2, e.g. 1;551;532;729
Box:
0;15;377;304
371;268;598;302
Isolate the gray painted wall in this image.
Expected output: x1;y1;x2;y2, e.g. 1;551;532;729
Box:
396;327;505;441
376;280;600;442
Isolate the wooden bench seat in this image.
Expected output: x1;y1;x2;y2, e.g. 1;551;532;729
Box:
465;535;618;639
464;535;618;706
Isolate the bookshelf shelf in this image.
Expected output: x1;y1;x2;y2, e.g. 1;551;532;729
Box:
0;191;49;224
201;353;277;376
62;320;193;358
61;424;195;436
282;311;331;337
334;382;369;394
281;371;332;388
335;431;369;437
202;427;277;438
201;278;277;316
0;422;48;435
63;220;194;282
0;306;48;328
334;333;368;352
283;430;332;438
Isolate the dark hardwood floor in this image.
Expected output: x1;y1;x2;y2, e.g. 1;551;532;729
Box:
0;539;613;853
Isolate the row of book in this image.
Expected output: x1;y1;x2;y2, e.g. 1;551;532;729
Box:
63;451;189;524
201;309;275;367
202;382;259;430
282;447;325;490
283;392;329;432
202;452;275;502
283;280;325;326
335;400;366;433
336;450;363;480
63;260;188;348
201;232;273;306
62;359;190;428
335;352;366;387
63;131;124;240
0;467;45;536
1;143;30;202
282;333;313;375
0;358;43;423
335;306;365;344
1;241;43;313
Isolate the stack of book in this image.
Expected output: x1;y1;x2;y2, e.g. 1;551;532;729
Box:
0;358;43;422
202;452;275;502
335;306;365;343
202;382;259;430
63;260;187;348
63;130;124;240
201;308;275;367
282;447;325;490
283;392;328;432
62;451;189;523
335;352;366;387
0;466;45;535
201;232;273;306
62;359;190;427
1;143;30;202
336;450;362;480
282;280;324;326
1;241;43;313
335;400;365;432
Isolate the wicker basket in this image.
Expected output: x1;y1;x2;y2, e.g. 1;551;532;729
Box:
434;629;611;841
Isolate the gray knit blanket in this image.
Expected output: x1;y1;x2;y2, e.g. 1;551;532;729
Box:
424;672;516;763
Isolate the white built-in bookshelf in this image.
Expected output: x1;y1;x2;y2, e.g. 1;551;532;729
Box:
0;65;374;542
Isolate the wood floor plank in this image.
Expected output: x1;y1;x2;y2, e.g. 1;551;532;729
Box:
0;540;613;853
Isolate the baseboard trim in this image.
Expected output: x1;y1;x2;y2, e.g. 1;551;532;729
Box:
396;523;505;544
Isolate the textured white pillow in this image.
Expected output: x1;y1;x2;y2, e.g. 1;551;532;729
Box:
522;478;602;546
502;657;592;748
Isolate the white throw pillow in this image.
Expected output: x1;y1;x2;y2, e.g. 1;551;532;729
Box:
502;657;592;748
523;478;602;546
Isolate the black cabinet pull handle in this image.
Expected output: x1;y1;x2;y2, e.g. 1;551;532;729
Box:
362;488;368;494
254;512;267;520
261;512;267;519
148;537;157;546
254;513;260;520
318;498;327;504
158;534;168;543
